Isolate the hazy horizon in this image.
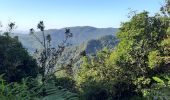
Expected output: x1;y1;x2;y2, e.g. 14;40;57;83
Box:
0;0;164;31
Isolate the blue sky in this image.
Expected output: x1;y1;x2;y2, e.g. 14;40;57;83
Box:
0;0;164;31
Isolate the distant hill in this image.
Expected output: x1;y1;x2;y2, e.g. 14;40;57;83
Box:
85;35;118;54
14;26;118;52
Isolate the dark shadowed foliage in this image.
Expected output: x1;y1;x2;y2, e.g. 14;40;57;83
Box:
0;34;38;83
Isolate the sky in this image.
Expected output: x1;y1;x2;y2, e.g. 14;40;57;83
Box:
0;0;164;31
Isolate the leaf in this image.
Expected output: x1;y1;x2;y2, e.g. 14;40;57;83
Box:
152;77;164;85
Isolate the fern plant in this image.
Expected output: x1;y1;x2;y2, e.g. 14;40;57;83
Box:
39;79;79;100
0;75;39;100
142;76;170;100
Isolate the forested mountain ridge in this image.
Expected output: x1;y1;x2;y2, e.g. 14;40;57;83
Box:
13;26;118;52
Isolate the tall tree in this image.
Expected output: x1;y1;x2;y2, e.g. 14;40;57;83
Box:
109;1;170;98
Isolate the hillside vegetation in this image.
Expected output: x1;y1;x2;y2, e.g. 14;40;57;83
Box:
0;0;170;100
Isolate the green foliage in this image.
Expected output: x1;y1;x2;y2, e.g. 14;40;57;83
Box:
142;89;170;100
142;76;170;100
75;1;170;99
109;10;170;95
0;34;38;82
160;38;170;60
152;77;165;85
113;11;168;73
41;81;79;100
53;76;77;92
148;50;162;69
0;74;79;100
76;49;120;99
0;75;79;100
0;75;39;100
